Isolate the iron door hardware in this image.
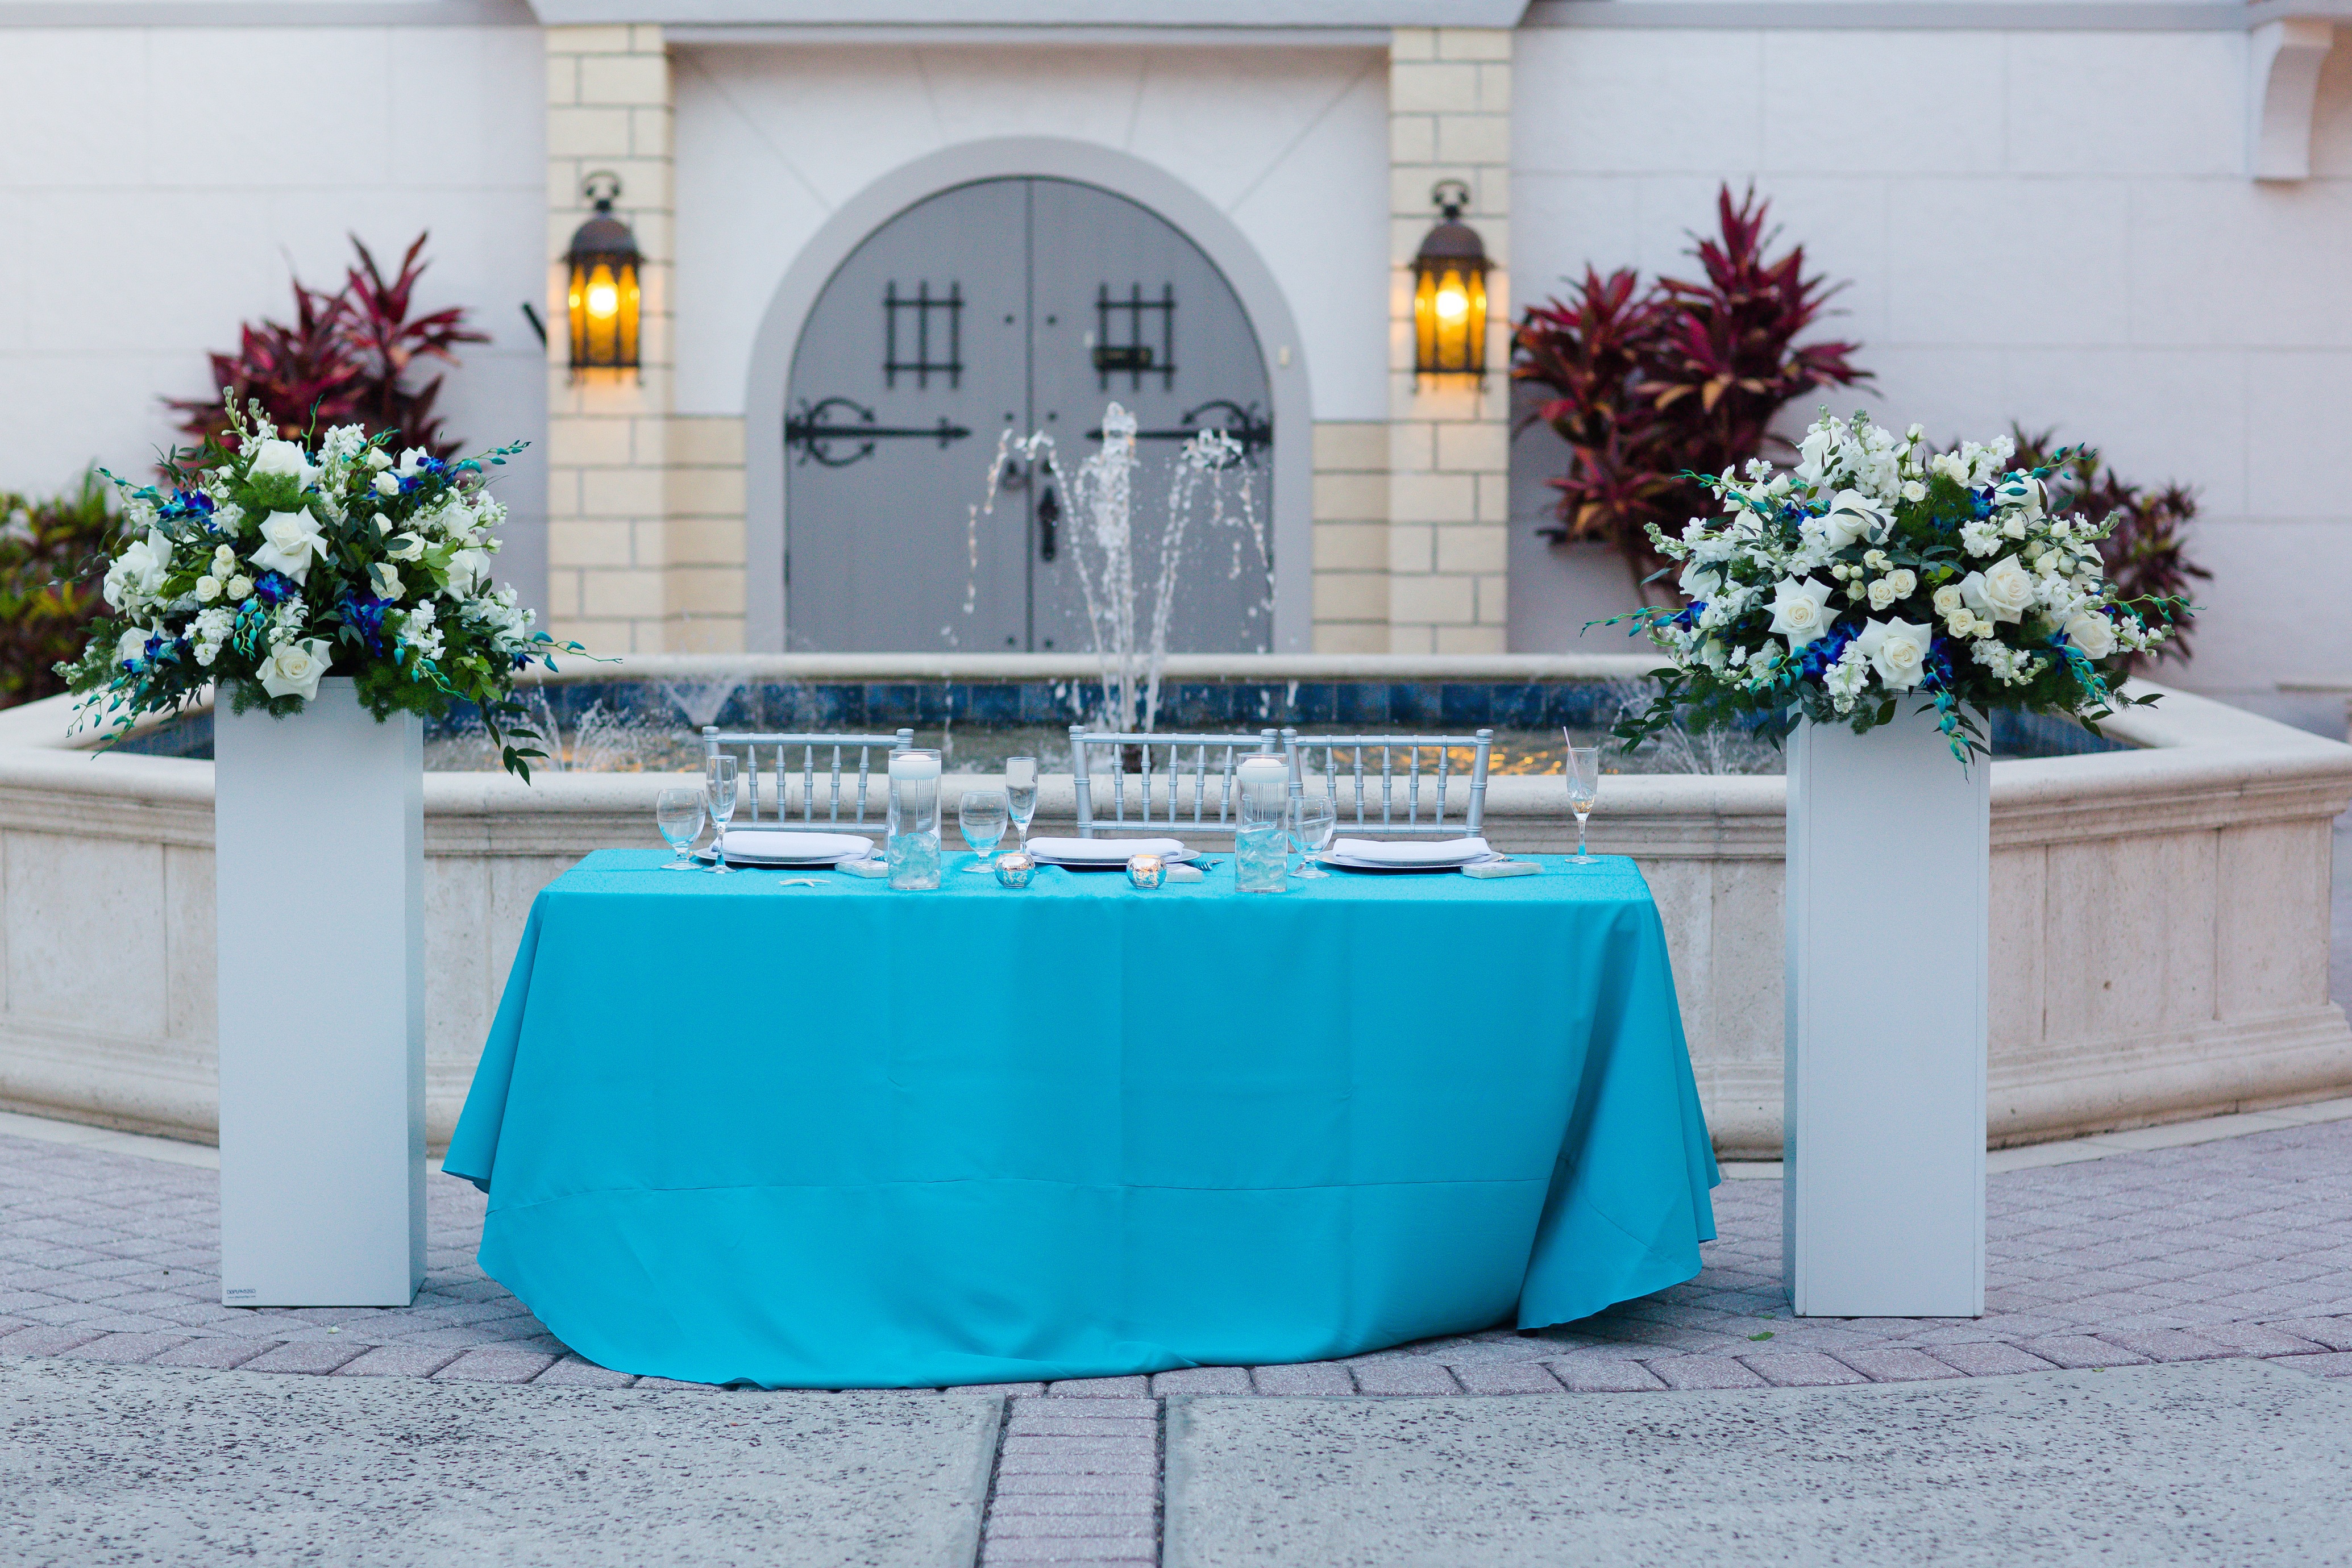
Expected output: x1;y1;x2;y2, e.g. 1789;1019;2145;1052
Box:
1037;484;1059;562
1084;398;1271;459
786;396;972;468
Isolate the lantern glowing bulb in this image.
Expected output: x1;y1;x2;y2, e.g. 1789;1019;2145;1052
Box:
1433;286;1469;322
585;283;620;321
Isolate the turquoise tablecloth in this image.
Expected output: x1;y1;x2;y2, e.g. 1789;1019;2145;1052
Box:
444;847;1718;1389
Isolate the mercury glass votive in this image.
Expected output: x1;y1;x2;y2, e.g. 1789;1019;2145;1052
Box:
992;851;1036;889
1125;852;1166;889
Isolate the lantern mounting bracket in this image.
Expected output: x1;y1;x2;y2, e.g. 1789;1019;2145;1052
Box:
1430;178;1471;221
581;170;623;211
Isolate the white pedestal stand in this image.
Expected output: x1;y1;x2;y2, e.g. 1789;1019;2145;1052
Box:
1784;704;1987;1317
215;677;425;1307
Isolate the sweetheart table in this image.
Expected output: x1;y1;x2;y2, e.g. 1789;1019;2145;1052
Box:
444;848;1719;1388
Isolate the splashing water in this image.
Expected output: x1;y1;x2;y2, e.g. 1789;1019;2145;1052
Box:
970;403;1266;731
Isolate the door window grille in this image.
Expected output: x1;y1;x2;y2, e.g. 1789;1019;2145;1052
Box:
1092;283;1177;389
884;281;963;389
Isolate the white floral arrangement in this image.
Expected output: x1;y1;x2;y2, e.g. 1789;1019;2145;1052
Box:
62;396;577;779
1609;411;2191;763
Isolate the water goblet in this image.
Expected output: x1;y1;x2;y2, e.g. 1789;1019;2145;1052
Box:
655;787;704;871
959;789;1009;872
1564;735;1601;866
704;754;739;874
1003;755;1040;849
1291;797;1336;879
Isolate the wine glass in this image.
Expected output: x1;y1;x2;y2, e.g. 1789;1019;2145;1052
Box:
655;787;704;871
704;754;738;874
1564;736;1600;866
1003;755;1039;849
1291;797;1336;879
959;788;1009;872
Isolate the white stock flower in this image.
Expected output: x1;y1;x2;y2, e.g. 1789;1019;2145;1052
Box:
2063;610;2116;661
248;510;326;584
246;438;320;490
1767;577;1836;648
1854;617;1934;691
1961;556;2036;624
257;637;332;702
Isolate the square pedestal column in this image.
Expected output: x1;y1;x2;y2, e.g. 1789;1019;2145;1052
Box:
215;678;425;1307
1784;706;1987;1317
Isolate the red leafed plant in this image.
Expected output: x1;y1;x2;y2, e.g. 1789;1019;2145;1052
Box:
168;233;487;461
1515;186;1868;594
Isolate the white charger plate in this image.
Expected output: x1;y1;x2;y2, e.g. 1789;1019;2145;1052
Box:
1028;846;1202;872
693;846;876;868
1319;849;1507;875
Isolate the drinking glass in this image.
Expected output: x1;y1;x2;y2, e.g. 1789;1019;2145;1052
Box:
959;789;1009;871
655;787;704;871
1564;736;1601;866
1291;797;1336;879
703;754;738;874
887;747;944;891
1003;755;1040;849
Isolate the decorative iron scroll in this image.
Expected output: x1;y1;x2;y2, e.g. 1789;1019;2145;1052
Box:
884;281;963;389
786;396;972;468
1086;398;1271;460
1094;283;1177;390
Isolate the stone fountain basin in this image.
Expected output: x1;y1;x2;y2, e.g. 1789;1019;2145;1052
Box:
1;652;2345;1159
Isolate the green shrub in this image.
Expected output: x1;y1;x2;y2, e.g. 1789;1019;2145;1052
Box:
0;471;114;710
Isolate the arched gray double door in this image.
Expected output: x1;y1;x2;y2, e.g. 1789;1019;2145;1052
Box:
784;177;1272;654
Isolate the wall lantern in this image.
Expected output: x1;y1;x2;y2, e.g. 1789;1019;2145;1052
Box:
1411;179;1490;380
566;170;641;376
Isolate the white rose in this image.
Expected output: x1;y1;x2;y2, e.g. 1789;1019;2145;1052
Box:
1962;555;2036;624
1807;488;1885;552
1901;480;1927;504
1868;577;1899;612
248;509;326;584
385;533;426;563
1678;560;1722;602
1767;577;1836;649
117;627;149;667
365;447;393;471
227;574;254;602
370;563;405;601
1995;475;2044;518
102;529;173;609
1854;617;1934;691
447;547;491;596
1931;584;1964;618
195;576;221;603
246;438;319;490
394;447;431;478
257;637;332;702
373;473;400;498
1884;568;1917;600
2063;610;2116;661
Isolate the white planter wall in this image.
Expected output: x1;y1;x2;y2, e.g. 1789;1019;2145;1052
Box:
214;681;425;1308
1784;708;1988;1319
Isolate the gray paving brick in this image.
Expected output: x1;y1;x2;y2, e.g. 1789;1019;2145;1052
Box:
1738;1351;1868;1387
434;1348;560;1384
2272;1352;2352;1378
335;1344;464;1379
991;1495;1158;1517
1926;1342;2059;1377
1000;1437;1155;1463
1548;1359;1667;1392
239;1341;367;1375
949;1381;1047;1396
2093;1328;2236;1362
1044;1376;1150;1398
2263;1317;2352;1351
2012;1334;2153;1369
1451;1360;1564;1394
987;1516;1155;1539
1149;1366;1249;1396
145;1337;276;1370
531;1355;637;1388
980;1545;1152;1566
1008;1414;1157;1439
0;1325;104;1357
988;1474;1157;1498
1834;1349;1965;1383
1648;1357;1765;1390
1349;1358;1461;1395
55;1331;191;1365
997;1449;1154;1477
633;1376;721;1392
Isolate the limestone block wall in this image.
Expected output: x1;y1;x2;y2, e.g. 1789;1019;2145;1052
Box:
1386;26;1514;656
1310;422;1391;653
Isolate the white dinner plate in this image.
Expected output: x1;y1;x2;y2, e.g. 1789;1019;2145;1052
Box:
1027;846;1202;872
693;846;876;868
1319;850;1509;875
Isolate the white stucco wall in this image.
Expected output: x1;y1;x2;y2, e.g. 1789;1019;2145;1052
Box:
667;41;1391;424
0;23;551;612
1506;22;2352;732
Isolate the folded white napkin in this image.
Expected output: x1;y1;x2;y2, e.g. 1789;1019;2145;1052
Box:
722;830;875;861
1025;836;1185;863
1329;836;1490;866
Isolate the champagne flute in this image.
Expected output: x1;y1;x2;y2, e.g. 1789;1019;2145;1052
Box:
655;787;704;871
704;753;738;874
1291;797;1336;879
959;788;1009;872
1003;755;1039;849
1564;735;1600;866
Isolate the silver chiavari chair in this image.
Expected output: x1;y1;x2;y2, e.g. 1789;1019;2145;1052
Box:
701;725;915;833
1068;726;1283;837
1280;727;1494;838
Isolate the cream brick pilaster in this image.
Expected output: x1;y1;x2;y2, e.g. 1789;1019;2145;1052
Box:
544;26;744;654
1387;26;1511;656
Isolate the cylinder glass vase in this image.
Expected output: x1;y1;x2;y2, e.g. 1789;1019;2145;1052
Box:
887;748;943;891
